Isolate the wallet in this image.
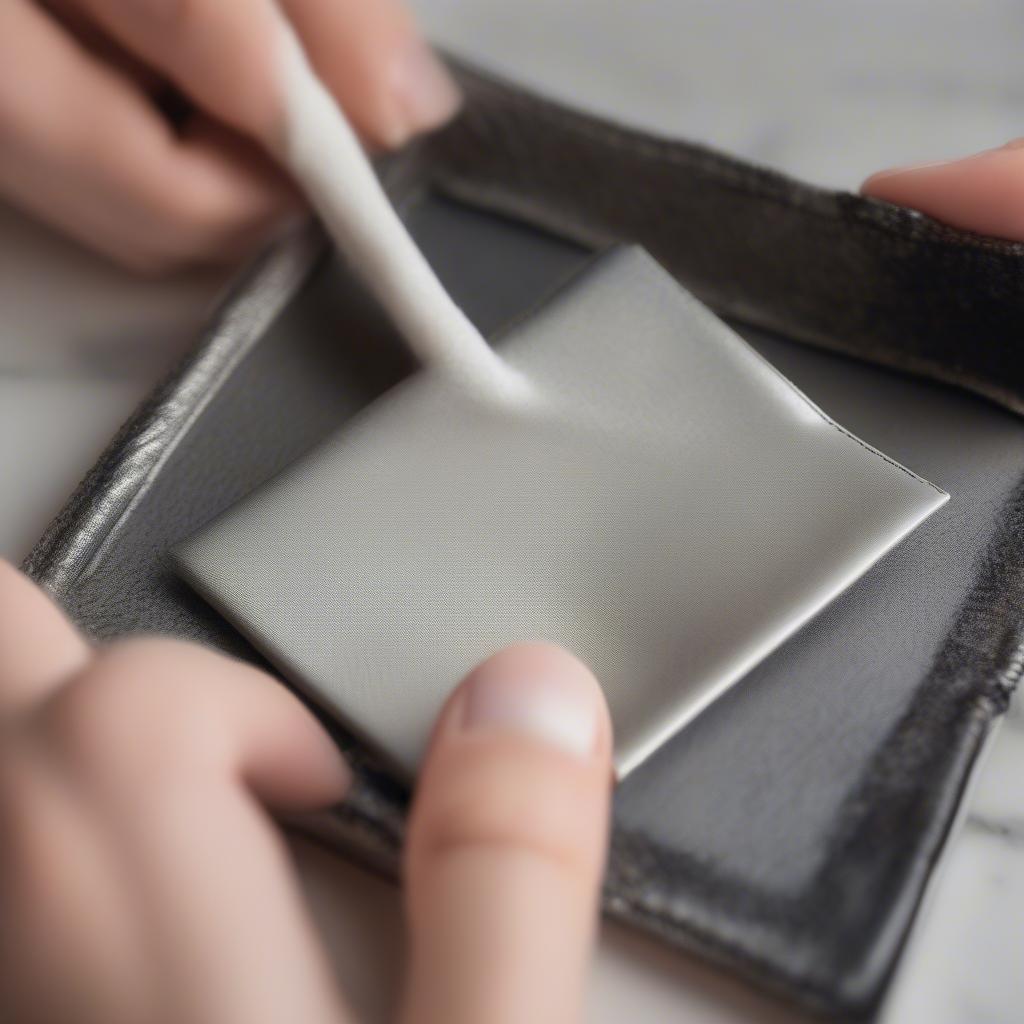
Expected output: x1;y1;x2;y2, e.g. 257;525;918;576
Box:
24;60;1024;1018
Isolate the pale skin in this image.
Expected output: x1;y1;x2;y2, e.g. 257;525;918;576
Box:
0;3;1018;1022
0;0;462;271
0;562;613;1023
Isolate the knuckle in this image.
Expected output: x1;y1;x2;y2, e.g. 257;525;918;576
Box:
147;190;268;271
38;639;220;785
0;66;61;160
413;751;602;878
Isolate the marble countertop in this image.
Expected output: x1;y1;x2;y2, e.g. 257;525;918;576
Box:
1;1;1020;1019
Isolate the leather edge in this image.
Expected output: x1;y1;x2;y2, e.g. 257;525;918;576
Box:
428;57;1024;420
22;223;328;595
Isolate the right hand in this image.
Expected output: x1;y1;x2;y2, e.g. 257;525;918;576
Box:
0;0;461;272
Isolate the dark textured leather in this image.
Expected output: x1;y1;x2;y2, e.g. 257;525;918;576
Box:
24;63;1024;1019
426;63;1024;419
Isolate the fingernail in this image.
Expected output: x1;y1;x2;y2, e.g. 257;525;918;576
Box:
461;647;600;758
387;38;462;144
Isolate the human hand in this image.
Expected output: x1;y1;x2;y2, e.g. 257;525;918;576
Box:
863;139;1024;242
0;562;613;1024
0;1;460;272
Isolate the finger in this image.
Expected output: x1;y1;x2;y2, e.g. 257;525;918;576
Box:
283;0;461;149
862;139;1024;241
39;639;350;811
0;732;154;1024
59;0;282;138
42;0;164;94
401;645;614;1024
32;639;354;1024
65;0;460;150
0;0;294;272
0;562;91;718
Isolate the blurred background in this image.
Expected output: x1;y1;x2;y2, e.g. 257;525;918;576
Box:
417;0;1020;188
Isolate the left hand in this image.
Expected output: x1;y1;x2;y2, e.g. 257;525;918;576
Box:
0;561;614;1024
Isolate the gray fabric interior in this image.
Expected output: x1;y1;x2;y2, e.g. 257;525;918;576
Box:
173;247;943;781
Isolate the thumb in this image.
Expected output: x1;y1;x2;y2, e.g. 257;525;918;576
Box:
862;138;1024;241
401;645;614;1024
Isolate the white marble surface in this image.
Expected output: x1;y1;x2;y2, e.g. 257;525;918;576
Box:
1;1;1021;1020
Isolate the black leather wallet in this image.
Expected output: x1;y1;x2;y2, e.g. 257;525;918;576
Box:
24;60;1024;1019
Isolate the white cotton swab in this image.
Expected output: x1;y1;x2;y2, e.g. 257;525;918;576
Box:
269;21;531;405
